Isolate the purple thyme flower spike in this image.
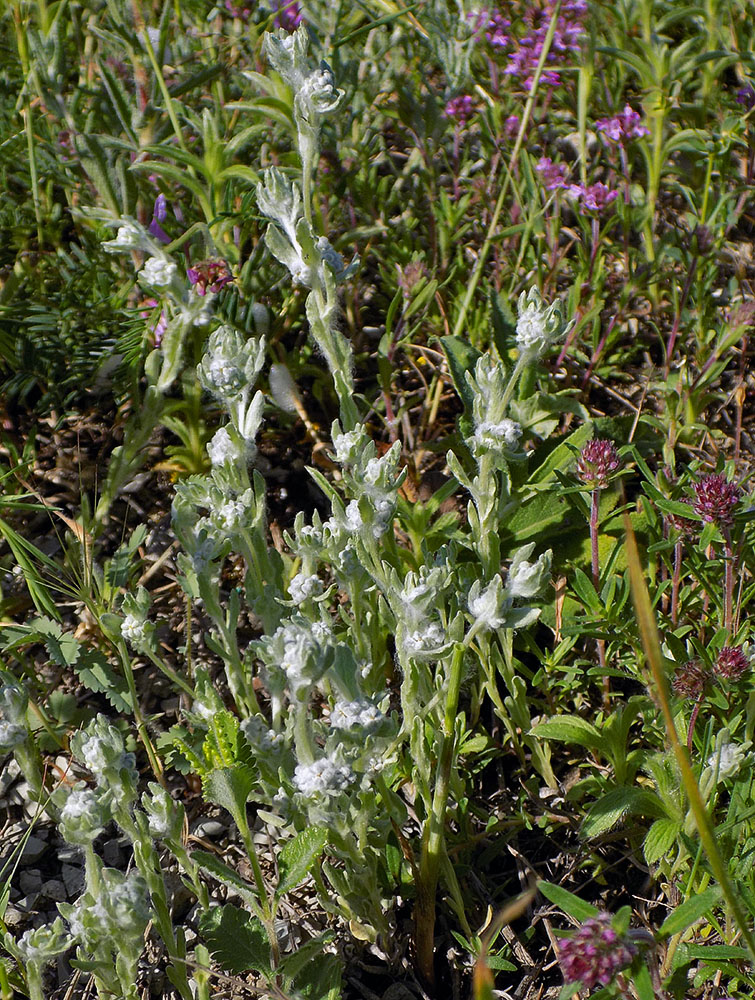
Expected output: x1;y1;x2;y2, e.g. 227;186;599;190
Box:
504;114;520;137
187;260;234;297
595;105;649;143
558;912;637;989
148;194;171;245
576;439;621;490
444;95;476;124
569;181;618;213
715;646;750;681
693;473;740;526
503;0;587;91
536;156;569;190
672;660;710;699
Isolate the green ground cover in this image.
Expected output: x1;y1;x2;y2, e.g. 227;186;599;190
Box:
1;0;755;997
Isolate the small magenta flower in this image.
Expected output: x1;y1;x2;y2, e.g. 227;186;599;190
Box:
558;912;636;989
693;473;740;526
595;105;649;143
536;156;569;190
504;114;520;137
576;439;621;490
715;646;750;681
187;260;234;297
672;660;710;699
443;95;476;124
736;86;755;109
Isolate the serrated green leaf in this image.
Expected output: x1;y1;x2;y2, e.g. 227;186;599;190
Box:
276;826;328;899
75;648;133;713
290;952;342;1000
538;881;600;922
643;818;680;865
582;787;666;839
199;904;271;975
658;886;722;938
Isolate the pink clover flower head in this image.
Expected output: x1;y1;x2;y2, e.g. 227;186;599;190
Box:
558;912;636;989
595;105;649;143
187;260;234;297
536;156;569;190
693;473;740;526
444;94;476;124
672;660;710;699
715;646;750;682
576;439;621;490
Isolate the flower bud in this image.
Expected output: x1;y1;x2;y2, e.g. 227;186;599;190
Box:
576;439;621;490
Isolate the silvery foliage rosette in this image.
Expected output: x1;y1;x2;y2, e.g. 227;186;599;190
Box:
0;670;29;753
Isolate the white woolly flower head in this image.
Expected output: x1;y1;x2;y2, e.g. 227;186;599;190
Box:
330;699;384;731
515;287;568;357
102;222;144;253
468;575;508;631
471;418;522;457
401;621;448;661
293;756;353;797
707;740;749;781
15;918;71;967
208;426;241;467
121;614;147;647
59;785;108;845
139;256;179;289
289;572;324;604
332;428;367;466
506;546;552;600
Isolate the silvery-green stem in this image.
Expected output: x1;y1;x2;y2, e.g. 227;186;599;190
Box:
415;642;465;986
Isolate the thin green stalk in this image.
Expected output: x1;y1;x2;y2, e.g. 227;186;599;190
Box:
452;1;562;339
625;513;755;962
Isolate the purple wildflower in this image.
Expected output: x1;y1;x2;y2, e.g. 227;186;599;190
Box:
569;181;618;213
558;913;636;989
444;95;476;124
272;0;302;31
504;114;520;137
693;473;740;526
715;646;750;681
148;194;171;245
503;0;588;91
187;260;234;297
595;105;649;143
736;86;755;110
576;439;621;489
140;298;168;347
536;156;569;190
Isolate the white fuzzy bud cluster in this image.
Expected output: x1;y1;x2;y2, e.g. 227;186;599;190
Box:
330;699;384;730
102;222;143;252
471;418;522;456
515;288;568;358
121;613;148;648
293;757;353;797
208;427;242;467
139;256;179;289
288;572;324;604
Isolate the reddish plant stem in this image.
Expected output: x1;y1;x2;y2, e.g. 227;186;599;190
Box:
723;527;734;635
687;698;703;751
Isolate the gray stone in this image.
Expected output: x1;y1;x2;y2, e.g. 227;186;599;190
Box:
18;892;41;912
192;819;225;839
102;839;122;867
0;758;21;796
2;905;24;928
41;879;67;902
21;836;47;863
61;864;84;896
56;847;82;865
18;871;42;894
